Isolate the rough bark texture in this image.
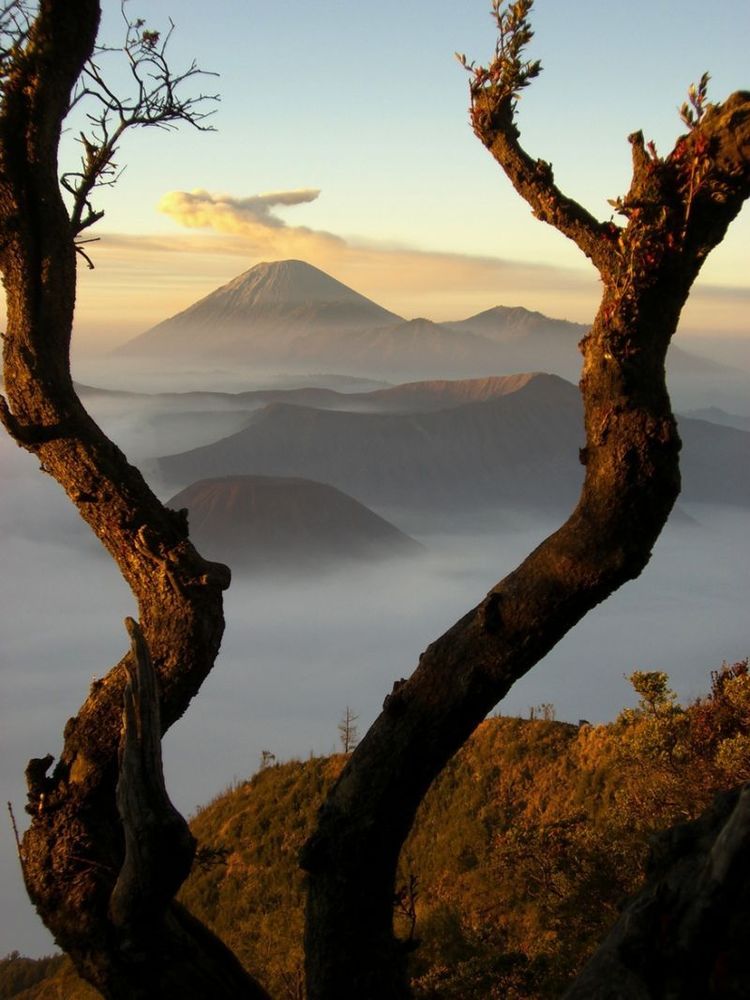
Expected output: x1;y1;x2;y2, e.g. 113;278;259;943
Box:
565;784;750;999
300;47;750;1000
0;3;267;997
109;618;196;942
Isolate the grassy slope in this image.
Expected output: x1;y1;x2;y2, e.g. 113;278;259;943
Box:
7;662;748;998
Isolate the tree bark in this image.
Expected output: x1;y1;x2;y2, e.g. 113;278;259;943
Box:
565;784;750;999
0;4;268;996
301;74;750;1000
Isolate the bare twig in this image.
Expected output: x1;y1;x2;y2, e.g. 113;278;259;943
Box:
63;1;219;238
7;801;24;865
0;1;32;86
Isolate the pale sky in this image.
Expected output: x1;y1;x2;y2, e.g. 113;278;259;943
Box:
65;0;750;350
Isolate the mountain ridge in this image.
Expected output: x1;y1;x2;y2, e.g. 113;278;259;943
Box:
157;373;587;514
445;304;589;343
113;259;742;397
156;371;750;516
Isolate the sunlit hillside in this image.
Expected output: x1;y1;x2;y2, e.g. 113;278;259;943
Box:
5;661;748;999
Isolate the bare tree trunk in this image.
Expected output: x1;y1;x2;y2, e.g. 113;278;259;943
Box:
301;24;750;997
0;3;268;996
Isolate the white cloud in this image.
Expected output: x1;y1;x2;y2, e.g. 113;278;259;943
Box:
158;188;345;254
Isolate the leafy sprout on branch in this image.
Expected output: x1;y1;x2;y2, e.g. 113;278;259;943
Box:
679;71;711;129
62;0;218;260
456;0;541;113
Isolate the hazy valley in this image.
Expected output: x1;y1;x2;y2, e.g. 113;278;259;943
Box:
1;259;748;960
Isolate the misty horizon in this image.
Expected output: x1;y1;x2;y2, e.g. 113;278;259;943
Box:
2;342;749;957
67;260;750;378
1;261;748;962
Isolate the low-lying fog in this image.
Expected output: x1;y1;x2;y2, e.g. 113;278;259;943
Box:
1;372;748;957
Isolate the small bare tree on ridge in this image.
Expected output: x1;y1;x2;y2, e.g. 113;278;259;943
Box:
338;707;360;754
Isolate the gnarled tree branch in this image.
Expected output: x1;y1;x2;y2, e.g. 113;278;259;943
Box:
459;0;616;272
302;4;750;997
0;3;263;997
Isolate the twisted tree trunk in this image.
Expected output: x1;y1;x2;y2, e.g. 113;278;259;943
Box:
301;38;750;1000
0;3;267;996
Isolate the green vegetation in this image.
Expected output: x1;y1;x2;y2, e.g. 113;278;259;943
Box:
6;661;748;999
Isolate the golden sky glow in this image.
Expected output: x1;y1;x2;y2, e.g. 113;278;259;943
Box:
67;207;748;357
43;0;745;358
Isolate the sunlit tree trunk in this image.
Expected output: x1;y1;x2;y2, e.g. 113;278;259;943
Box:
301;6;750;995
0;3;266;996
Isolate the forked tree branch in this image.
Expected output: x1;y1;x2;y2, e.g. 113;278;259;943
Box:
105;620;271;997
63;1;218;239
458;0;617;272
109;617;196;934
302;4;750;996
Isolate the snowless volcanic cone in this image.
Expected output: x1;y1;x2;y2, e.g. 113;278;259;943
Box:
168;475;422;574
117;259;401;363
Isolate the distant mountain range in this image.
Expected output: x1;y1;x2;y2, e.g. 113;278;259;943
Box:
167;475;421;573
116;259;741;387
156;373;750;517
80;372;541;415
102;258;749;521
158;374;585;515
681;406;750;434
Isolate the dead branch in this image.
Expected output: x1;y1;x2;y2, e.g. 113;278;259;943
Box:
64;2;218;237
109;618;196;936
